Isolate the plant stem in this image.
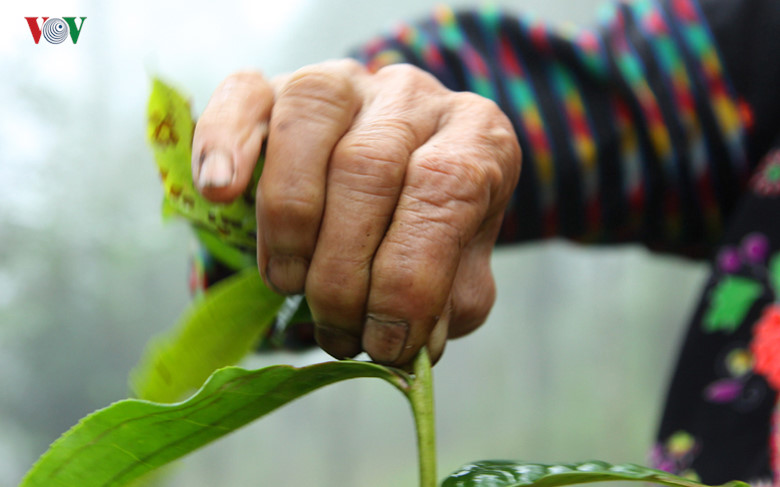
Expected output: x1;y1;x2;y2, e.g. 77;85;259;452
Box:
408;348;437;487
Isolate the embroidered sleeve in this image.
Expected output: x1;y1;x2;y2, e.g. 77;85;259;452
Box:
352;0;755;256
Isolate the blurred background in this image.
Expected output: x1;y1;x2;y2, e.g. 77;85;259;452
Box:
0;0;709;486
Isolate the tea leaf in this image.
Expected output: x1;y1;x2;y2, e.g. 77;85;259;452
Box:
21;361;409;487
441;460;749;487
130;268;285;403
147;78;262;254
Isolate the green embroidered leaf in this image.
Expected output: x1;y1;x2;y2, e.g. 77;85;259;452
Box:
147;78;262;254
703;276;763;333
441;460;748;487
21;362;409;487
130;268;285;403
769;254;780;297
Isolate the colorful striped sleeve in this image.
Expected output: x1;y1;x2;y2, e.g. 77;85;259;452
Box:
351;0;755;257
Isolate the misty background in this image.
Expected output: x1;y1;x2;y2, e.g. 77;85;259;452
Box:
0;0;707;485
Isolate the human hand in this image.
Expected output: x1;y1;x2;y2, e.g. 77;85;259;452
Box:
191;60;521;366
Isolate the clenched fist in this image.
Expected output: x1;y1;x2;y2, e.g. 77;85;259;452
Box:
192;60;521;366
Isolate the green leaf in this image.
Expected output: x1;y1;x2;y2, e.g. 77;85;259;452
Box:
703;276;762;333
441;460;749;487
288;296;313;325
192;226;256;271
130;268;285;403
147;78;262;254
21;361;409;487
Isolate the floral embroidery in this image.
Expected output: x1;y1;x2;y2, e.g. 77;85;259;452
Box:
704;347;754;402
704;233;774;333
751;150;780;197
701;235;779;411
654;145;780;481
751;305;780;390
650;431;700;480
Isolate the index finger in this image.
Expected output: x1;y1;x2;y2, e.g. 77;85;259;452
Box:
192;71;273;202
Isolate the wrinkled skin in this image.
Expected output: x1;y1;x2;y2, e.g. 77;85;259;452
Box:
192;60;521;367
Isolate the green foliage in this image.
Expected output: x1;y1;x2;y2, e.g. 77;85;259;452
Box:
192;226;256;271
20;78;751;487
130;268;285;403
20;362;409;487
140;78;282;406
441;460;749;487
147;78;262;254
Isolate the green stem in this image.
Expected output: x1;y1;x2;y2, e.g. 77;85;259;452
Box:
408;348;437;487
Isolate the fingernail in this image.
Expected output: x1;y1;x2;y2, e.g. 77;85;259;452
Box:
315;325;362;359
266;255;309;295
363;314;409;364
197;149;234;188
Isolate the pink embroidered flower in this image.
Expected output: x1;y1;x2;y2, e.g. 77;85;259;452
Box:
750;150;780;197
650;431;700;479
751;304;780;390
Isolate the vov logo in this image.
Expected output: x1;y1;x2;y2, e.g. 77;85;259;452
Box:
25;17;87;44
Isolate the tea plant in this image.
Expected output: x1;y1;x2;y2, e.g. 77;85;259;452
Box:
18;80;748;487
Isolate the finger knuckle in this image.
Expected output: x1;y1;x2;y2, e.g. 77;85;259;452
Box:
483;119;522;186
261;187;321;228
449;90;504;119
398;157;491;252
338;123;413;167
281;66;357;117
221;70;261;87
308;255;369;308
437;98;521;204
451;91;515;139
415;153;491;209
374;63;443;93
401;197;466;252
374;240;446;308
332;126;413;194
307;284;362;326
